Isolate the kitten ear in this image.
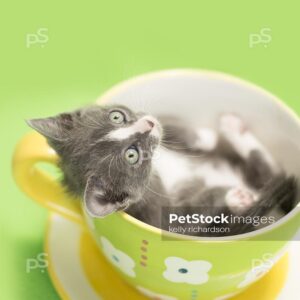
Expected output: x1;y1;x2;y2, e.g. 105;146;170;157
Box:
84;175;120;218
26;113;74;141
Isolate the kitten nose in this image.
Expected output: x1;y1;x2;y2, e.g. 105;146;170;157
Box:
136;116;157;134
146;119;155;129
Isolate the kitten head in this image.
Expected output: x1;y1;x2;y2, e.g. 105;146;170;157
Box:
27;105;162;217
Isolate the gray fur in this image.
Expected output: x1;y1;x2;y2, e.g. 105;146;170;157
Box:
28;105;160;218
27;105;298;236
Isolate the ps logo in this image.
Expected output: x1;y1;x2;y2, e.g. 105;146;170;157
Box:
26;28;49;48
251;253;274;270
26;252;49;273
249;28;272;48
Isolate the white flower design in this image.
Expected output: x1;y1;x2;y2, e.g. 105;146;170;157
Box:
137;286;178;300
163;256;212;285
100;236;136;277
238;264;270;288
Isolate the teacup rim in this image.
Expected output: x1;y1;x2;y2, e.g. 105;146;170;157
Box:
97;68;300;242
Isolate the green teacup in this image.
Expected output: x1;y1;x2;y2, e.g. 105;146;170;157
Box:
13;70;300;300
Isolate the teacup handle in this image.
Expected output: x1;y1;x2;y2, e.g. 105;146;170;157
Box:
12;131;83;224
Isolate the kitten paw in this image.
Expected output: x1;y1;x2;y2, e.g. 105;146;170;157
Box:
225;188;256;214
219;113;254;158
192;128;218;151
219;113;247;136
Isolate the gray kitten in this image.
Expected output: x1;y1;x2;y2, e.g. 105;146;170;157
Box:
27;105;297;236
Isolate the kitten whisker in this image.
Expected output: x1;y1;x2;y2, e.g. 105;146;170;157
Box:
159;144;206;159
144;185;171;199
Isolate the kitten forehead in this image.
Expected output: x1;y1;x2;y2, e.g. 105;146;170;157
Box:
106;115;159;141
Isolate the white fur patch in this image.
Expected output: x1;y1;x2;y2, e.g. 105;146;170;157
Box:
195;161;244;188
106;115;160;141
153;147;245;193
194;128;218;151
106;125;138;141
153;147;192;192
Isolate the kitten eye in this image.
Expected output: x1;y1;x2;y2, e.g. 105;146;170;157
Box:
125;147;139;165
109;111;125;124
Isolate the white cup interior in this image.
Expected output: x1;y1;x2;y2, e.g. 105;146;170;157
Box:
98;69;300;185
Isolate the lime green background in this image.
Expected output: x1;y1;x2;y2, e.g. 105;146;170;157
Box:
1;1;300;299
